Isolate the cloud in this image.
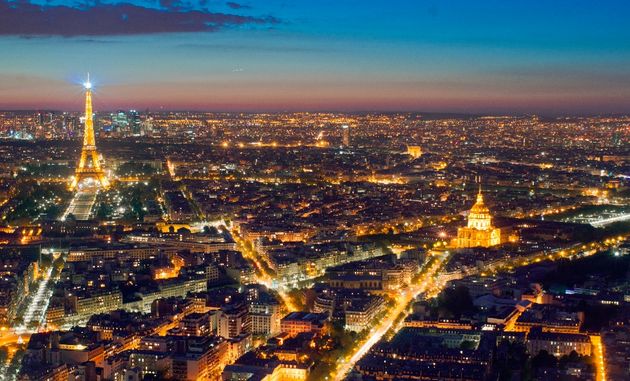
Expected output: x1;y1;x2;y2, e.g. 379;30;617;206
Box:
0;1;278;37
175;42;331;53
226;2;251;10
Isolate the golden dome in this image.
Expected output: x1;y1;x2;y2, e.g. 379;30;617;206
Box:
470;188;490;214
467;186;493;230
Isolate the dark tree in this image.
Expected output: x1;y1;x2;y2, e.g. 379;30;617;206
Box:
531;350;558;369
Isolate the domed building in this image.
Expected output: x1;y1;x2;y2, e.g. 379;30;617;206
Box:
454;187;510;248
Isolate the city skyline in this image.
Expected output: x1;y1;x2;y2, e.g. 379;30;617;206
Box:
0;3;629;381
1;1;630;114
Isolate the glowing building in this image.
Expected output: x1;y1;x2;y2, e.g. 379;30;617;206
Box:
406;145;423;158
341;124;350;147
454;187;508;248
70;76;109;190
129;109;141;136
112;110;128;132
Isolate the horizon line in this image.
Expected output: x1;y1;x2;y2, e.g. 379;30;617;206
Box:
1;108;629;119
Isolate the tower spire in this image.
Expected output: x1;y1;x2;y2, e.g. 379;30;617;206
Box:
83;76;95;147
84;73;92;89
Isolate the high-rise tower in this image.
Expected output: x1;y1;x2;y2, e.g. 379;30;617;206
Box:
341;124;350;147
70;76;109;190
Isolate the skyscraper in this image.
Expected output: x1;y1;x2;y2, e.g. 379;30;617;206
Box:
112;110;128;133
342;124;350;147
129;109;141;136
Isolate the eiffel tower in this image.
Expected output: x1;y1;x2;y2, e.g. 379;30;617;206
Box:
70;75;109;190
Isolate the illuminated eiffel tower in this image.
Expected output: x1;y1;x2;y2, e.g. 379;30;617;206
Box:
70;75;109;190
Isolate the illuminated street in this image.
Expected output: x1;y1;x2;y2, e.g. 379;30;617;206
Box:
61;191;97;221
15;267;54;335
590;213;630;227
229;228;300;312
332;253;449;380
0;267;56;381
591;335;606;381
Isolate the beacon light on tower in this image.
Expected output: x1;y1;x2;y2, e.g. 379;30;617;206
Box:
84;72;92;89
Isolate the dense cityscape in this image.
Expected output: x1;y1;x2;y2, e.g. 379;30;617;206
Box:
0;81;627;381
2;1;630;381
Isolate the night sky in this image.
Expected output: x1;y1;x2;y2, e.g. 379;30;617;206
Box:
1;0;629;114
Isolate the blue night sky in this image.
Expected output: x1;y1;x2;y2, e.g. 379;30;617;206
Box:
0;0;629;114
